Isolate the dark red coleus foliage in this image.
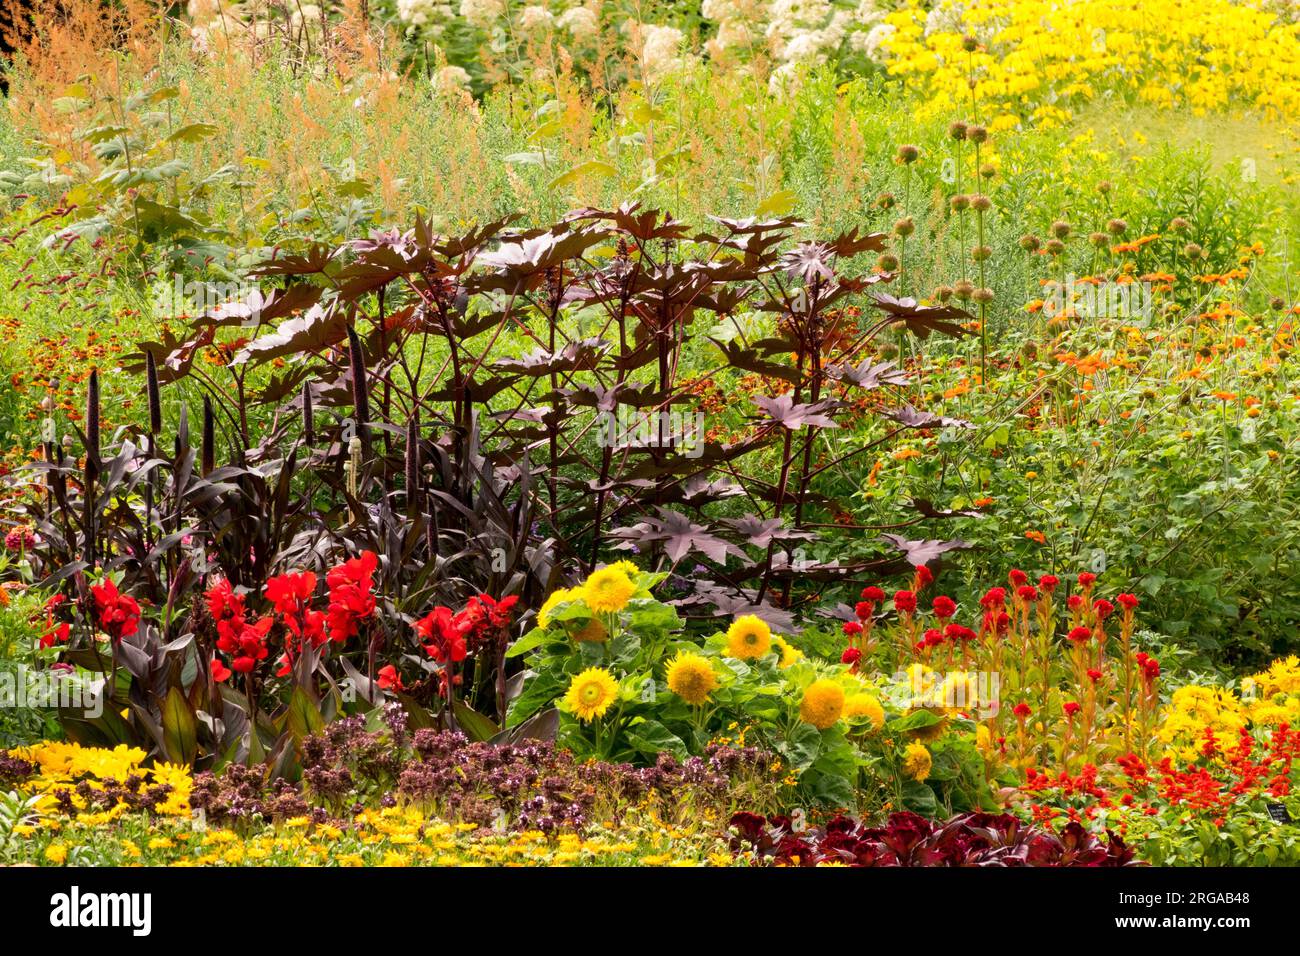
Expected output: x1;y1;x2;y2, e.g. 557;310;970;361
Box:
729;810;1137;866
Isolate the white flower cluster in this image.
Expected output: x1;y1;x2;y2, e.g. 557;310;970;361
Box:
694;0;896;92
459;0;506;28
635;23;687;80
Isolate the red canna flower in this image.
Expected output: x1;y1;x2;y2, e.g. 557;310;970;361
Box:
325;550;379;645
210;657;232;683
415;606;467;663
376;664;405;691
89;579;141;643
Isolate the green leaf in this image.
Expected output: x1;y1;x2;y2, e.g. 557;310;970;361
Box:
625;719;687;759
453;700;500;742
284;686;325;741
161;686;198;766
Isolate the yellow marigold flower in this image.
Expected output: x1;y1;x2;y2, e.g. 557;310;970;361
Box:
800;679;845;729
772;636;802;668
844;693;885;731
538;586;583;628
666;652;718;705
564;667;619;721
583;567;637;613
725;614;772;659
901;742;932;782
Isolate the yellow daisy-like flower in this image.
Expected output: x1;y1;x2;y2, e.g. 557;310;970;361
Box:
799;679;845;729
772;636;802;668
901;742;932;782
44;843;68;865
564;667;619;722
606;559;642;580
538;586;584;629
844;693;885;731
666;652;718;705
583;567;637;613
725;614;772;659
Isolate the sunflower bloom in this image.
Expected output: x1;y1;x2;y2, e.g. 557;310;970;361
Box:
666;652;718;705
583;567;637;613
564;667;619;722
726;614;772;659
538;586;583;629
844;693;885;731
901;742;932;782
800;679;845;729
773;636;802;668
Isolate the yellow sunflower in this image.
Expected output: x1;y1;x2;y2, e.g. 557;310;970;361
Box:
583;567;637;613
901;742;932;782
772;636;802;668
725;614;772;659
799;679;845;729
844;693;885;731
564;667;619;722
537;586;584;629
666;652;718;705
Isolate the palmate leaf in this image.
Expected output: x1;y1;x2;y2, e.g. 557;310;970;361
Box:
721;515;818;549
880;404;976;430
826;358;910;391
752;393;841;430
478;225;606;276
565;201;692;241
880;533;974;567
781;241;836;283
608;508;745;564
676;582;799;633
232;302;349;365
870;293;974;339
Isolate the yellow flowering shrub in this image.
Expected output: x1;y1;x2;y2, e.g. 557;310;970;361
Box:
879;0;1300;125
11;741;192;818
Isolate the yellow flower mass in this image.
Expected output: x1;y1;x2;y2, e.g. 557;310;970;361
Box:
564;667;620;721
800;679;846;729
901;742;932;782
844;693;885;731
583;567;637;613
666;652;718;705
725;614;772;660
